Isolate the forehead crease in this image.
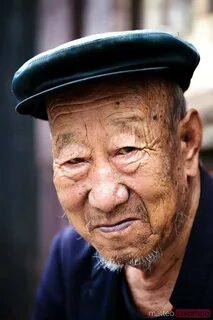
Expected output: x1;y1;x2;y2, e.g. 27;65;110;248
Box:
48;91;141;117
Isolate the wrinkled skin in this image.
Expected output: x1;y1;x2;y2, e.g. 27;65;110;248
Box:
47;78;202;271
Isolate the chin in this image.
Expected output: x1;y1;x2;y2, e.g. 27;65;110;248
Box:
94;245;163;272
91;232;163;272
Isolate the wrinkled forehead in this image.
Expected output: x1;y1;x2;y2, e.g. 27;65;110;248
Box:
47;75;173;127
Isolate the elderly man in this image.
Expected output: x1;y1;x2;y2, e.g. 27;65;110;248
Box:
12;30;213;319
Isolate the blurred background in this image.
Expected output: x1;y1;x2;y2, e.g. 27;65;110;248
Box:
1;0;213;319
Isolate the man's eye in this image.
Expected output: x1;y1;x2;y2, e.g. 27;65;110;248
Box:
117;147;138;155
67;158;85;164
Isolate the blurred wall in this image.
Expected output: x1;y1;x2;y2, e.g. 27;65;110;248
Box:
0;0;38;319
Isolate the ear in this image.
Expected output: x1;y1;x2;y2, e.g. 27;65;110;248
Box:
178;108;202;177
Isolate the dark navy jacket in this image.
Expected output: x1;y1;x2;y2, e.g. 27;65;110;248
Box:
32;168;213;319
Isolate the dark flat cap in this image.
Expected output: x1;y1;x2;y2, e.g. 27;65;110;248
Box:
12;30;200;120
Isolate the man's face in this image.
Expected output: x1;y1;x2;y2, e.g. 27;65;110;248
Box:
48;79;188;268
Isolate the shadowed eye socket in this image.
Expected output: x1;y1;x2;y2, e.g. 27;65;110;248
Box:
116;146;139;156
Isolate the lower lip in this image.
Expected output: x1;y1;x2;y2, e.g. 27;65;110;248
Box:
99;220;136;233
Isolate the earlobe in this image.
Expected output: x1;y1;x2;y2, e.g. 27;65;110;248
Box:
178;108;202;177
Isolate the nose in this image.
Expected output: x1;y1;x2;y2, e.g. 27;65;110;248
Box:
88;164;129;212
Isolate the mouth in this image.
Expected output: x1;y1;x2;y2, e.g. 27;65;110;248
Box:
96;218;140;233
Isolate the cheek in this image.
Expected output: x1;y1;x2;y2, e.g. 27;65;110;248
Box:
54;174;92;239
53;172;87;218
128;155;179;232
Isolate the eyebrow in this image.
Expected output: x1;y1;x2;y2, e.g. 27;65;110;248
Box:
110;115;143;124
106;115;144;131
54;132;76;154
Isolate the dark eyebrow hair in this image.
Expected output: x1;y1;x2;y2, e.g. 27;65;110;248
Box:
107;115;144;132
110;115;144;124
54;132;76;154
